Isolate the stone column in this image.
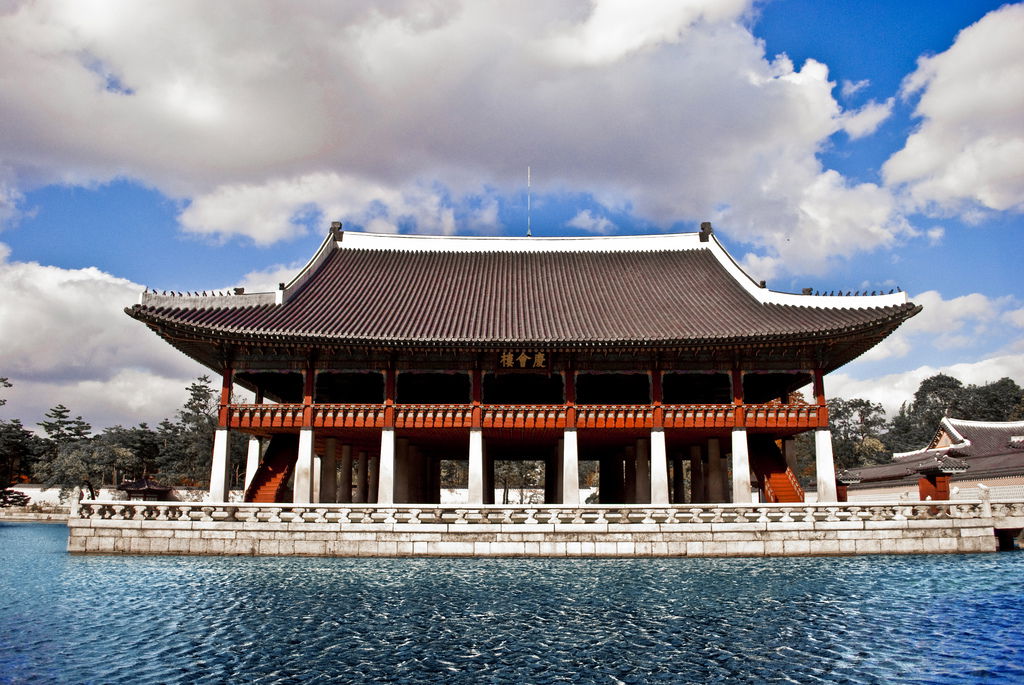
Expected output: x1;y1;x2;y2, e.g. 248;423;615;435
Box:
394;438;410;503
338;444;353;503
369;453;380;503
783;438;798;473
552;442;564;505
634;438;651;504
814;429;838;502
624;446;636;504
243;436;262;492
544;454;558;503
484;441;495;505
209;428;231;502
318;438;337;503
312;455;322;503
562;430;580;505
428;456;441;504
730;428;752;503
649;430;670;505
408;445;423;503
689;445;704;503
293;428;315;504
355;451;368;503
599;456;616;504
722;452;731;502
671;456;684;504
377;429;395;504
706;438;723;502
468;429;484;504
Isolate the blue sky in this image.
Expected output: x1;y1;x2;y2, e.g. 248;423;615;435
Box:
0;0;1021;428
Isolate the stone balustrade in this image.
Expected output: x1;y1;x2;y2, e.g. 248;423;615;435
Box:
73;499;1003;525
67;499;1018;558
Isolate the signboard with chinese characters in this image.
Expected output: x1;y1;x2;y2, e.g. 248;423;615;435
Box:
498;350;548;370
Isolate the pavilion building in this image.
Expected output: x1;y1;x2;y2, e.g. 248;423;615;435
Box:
843;417;1024;502
127;222;919;507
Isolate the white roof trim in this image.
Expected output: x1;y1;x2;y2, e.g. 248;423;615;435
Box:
945;418;1024;430
336;231;910;310
139;228;911;311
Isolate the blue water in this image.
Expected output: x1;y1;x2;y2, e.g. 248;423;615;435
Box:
1;524;1023;684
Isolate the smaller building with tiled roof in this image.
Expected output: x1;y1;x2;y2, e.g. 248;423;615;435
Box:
847;418;1024;501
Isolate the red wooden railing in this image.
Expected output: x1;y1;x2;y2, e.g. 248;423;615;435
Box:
227;403;827;431
482;405;567;429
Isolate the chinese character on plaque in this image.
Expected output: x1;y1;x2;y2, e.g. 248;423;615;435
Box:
498;351;548;370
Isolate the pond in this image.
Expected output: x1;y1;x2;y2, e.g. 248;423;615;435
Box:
2;523;1022;683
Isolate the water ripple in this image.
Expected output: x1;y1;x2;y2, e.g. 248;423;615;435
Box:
1;523;1023;684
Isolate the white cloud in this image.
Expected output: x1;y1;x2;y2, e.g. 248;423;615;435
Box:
840;78;869;99
235;262;305;294
840;98;893;139
859;289;1015;363
723;167;913;277
0;0;921;271
926;226;944;245
546;0;749;65
0;243;206;428
828;354;1024;416
179;173;462;244
883;3;1024;216
1003;308;1024;328
566;209;616;234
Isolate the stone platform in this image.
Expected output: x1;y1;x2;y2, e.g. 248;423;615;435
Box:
66;500;1024;557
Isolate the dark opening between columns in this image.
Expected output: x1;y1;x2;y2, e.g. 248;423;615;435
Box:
397;372;471;404
236;371;304;404
576;373;650;404
315;372;385;403
662;372;731;404
483;372;564;404
742;372;812;403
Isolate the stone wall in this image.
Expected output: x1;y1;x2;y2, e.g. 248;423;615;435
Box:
1;508;69;522
67;501;1008;557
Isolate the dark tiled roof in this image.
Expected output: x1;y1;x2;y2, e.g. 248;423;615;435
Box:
128;243;918;348
852;418;1024;486
941;419;1024;457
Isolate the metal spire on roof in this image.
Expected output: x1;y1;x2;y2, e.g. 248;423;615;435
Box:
526;165;532;237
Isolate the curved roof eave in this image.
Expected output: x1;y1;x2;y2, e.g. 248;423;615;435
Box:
127;302;919;351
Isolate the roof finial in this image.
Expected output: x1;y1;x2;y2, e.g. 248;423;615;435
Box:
330;221;343;241
526;166;532;238
699;221;713;242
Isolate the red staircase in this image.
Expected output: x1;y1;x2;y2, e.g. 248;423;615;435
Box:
750;437;805;503
244;434;298;503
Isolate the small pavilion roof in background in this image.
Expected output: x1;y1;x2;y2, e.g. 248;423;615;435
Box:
851;418;1024;487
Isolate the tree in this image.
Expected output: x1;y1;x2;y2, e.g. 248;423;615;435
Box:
959;377;1024;422
38;404;92;445
886;374;964;452
0;417;38;508
886;374;1024;452
828;398;889;469
0;419;43;487
34;404;95;500
0;379;44;506
494;459;544;504
0;488;30;507
34;441;120;500
100;424;161;483
152;376;245;488
1011;396;1024;422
